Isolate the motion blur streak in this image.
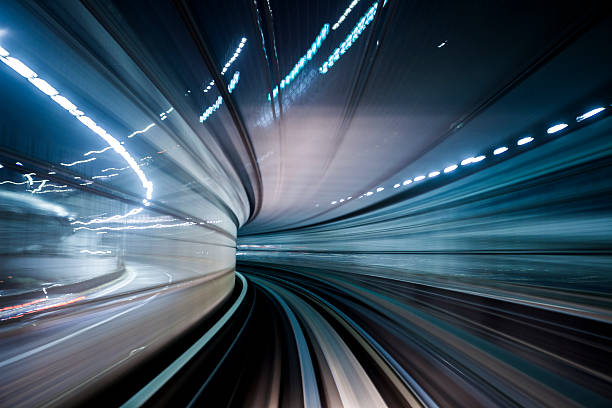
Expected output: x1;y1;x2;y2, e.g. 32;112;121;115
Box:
0;0;611;407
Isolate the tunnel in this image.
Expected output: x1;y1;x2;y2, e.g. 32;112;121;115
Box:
0;0;611;407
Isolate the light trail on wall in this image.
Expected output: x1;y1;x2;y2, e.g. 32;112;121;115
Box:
268;24;329;100
200;71;240;123
71;207;144;225
204;38;246;93
60;158;96;167
73;221;196;232
319;1;380;74
332;0;361;30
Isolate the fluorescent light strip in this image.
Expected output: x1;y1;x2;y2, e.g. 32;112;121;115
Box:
269;24;329;100
517;136;533;145
84;146;112;156
74;221;195;232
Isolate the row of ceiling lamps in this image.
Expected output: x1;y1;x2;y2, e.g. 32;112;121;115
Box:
330;105;607;206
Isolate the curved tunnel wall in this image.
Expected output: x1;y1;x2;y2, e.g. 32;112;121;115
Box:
0;0;611;406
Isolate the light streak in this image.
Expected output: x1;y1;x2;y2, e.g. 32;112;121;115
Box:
205;38;247;93
320;1;379;74
0;43;154;202
333;0;361;30
74;221;196;232
444;165;458;173
101;166;129;173
4;296;86;321
547;123;568;134
80;250;111;255
494;147;508;155
84;146;112;156
71;207;143;225
91;173;118;179
200;71;240;122
576;107;605;122
60;157;96;167
269;24;329;99
127;123;155;138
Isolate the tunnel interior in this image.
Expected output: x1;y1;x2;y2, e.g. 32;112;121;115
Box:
0;1;611;407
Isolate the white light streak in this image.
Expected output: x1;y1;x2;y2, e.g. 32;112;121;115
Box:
24;173;34;186
71;207;143;225
393;183;400;188
80;250;111;255
333;0;360;30
91;173;118;180
0;56;37;78
402;179;412;186
205;38;246;92
28;78;58;96
472;155;485;163
74;221;196;232
376;187;384;192
101;166;128;173
83;146;112;156
414;175;425;181
494;146;508;155
428;171;440;178
444;164;457;173
60;157;96;167
127;123;155;138
366;191;373;196
0;180;27;185
517;136;533;145
576;107;604;122
547;123;568;134
31;180;47;193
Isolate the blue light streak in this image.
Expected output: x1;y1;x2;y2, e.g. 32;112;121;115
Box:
200;71;241;123
319;1;379;74
268;24;329;100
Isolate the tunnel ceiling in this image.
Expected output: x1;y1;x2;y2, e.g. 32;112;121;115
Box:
9;0;610;235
